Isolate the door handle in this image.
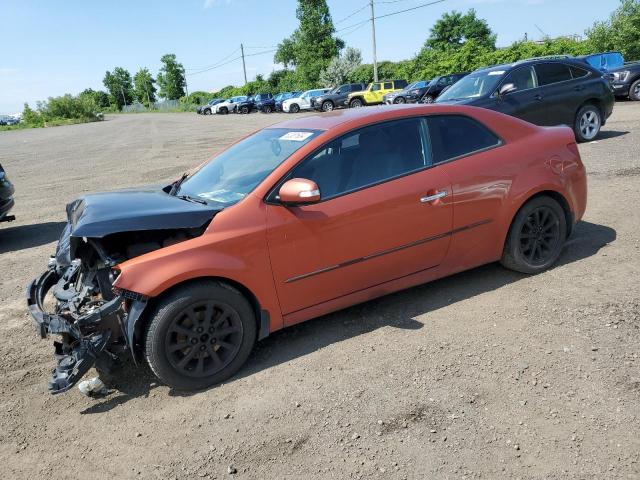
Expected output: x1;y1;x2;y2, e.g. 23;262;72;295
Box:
574;85;585;91
534;94;543;101
420;191;447;203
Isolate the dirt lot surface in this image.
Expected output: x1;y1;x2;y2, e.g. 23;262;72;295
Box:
0;106;639;479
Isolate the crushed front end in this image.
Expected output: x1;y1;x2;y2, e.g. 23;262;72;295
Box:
26;189;217;394
26;224;147;394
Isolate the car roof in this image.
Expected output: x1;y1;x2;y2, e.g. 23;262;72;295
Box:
473;57;596;74
266;103;534;132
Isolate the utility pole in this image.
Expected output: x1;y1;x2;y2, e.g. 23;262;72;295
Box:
370;0;378;82
120;85;127;108
240;43;248;85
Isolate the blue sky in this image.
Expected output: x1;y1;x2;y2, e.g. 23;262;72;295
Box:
0;0;620;113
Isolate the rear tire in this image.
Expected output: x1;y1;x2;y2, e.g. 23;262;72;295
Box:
240;106;249;114
321;101;334;112
393;97;406;104
422;95;435;104
219;107;228;115
500;196;567;274
289;103;300;113
629;79;640;101
262;105;272;113
203;108;211;115
144;281;257;390
574;104;601;142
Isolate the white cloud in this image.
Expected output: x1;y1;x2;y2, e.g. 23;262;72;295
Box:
203;0;233;9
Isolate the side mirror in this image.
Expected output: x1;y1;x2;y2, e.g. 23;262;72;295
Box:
499;83;517;96
278;178;321;205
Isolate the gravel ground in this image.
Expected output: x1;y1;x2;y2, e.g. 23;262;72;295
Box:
0;105;638;479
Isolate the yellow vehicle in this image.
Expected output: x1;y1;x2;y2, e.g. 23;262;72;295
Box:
345;79;408;108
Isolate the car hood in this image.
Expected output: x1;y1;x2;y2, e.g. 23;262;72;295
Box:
66;188;221;238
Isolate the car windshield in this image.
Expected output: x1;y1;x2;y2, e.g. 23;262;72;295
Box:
437;70;504;101
176;128;321;207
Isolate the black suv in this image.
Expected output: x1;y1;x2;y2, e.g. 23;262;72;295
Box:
436;57;614;142
312;83;366;112
418;73;469;103
236;93;273;114
383;80;430;104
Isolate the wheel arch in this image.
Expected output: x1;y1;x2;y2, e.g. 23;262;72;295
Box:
134;275;270;353
506;189;574;244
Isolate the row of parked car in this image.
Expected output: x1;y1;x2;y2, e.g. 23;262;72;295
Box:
196;50;639;142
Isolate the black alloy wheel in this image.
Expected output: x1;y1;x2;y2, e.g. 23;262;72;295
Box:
501;196;567;274
393;96;406;104
240;105;249;114
144;281;256;390
517;206;561;267
165;300;243;378
289;103;300;113
322;100;334;112
422;95;435;104
263;105;272;113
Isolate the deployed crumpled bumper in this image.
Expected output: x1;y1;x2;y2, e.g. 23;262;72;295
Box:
26;262;148;394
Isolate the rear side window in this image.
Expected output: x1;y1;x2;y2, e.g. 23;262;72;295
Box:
290;118;430;200
569;65;590;79
535;63;572;86
427;115;501;163
384;82;393;89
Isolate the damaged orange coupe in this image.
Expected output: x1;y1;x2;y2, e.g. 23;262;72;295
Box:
28;104;587;393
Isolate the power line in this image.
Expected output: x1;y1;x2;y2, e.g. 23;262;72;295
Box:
335;3;369;24
340;21;370;36
185;47;240;72
187;56;243;76
336;18;370;33
375;0;446;20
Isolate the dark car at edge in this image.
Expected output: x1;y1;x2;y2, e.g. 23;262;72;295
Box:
197;99;223;115
0;164;16;223
436;57;614;142
311;83;366;112
236;93;274;114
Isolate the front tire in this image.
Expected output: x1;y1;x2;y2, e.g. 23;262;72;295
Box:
629;79;640;101
144;281;257;390
422;95;435;104
393;96;406;104
289;103;300;113
349;98;363;108
500;196;567;274
321;100;334;112
203;108;212;115
262;105;272;114
574;104;601;142
218;107;228;115
240;106;249;114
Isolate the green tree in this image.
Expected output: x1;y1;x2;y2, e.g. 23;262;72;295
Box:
586;0;640;60
425;9;496;50
157;54;186;100
79;88;110;109
274;0;343;88
133;68;157;106
320;47;362;87
103;67;134;109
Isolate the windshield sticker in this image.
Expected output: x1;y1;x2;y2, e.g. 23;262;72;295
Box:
280;131;313;142
488;70;505;76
